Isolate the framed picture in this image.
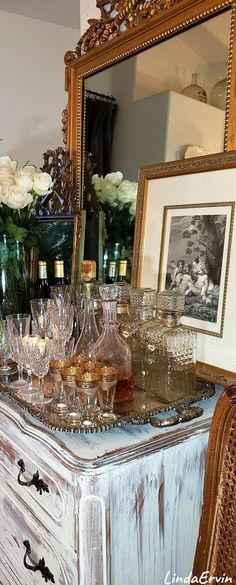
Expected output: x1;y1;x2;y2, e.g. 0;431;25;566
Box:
159;202;234;337
132;151;236;376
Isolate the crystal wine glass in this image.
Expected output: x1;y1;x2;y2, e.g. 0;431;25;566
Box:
51;303;74;343
20;334;41;401
6;314;31;390
30;299;53;338
50;285;72;308
30;338;52;404
0;318;17;376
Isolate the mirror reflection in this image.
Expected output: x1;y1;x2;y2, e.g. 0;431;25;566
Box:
82;11;231;282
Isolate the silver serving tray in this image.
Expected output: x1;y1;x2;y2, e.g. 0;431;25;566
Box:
0;375;215;433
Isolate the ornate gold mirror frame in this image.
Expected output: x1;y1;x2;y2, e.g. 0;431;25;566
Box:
65;0;236;282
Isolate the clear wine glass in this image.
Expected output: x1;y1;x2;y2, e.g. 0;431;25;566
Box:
30;299;53;338
6;314;31;390
30;338;52;404
52;337;75;360
20;335;41;401
50;285;72;308
0;318;17;376
51;304;74;343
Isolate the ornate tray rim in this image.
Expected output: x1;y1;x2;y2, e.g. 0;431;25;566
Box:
0;378;215;434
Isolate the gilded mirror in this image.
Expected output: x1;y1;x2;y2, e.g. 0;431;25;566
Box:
65;0;236;283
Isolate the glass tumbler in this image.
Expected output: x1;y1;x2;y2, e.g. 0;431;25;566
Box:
49;358;73;414
98;366;118;421
61;365;84;424
75;372;100;427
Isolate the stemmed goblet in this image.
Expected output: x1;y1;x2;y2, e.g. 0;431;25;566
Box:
30;338;52;404
30;299;53;338
0;318;17;376
50;285;72;308
6;314;31;390
51;303;74;354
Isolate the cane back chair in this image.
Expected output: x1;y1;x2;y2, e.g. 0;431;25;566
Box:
193;384;236;582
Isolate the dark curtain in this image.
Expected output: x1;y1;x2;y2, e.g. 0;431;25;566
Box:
85;95;117;176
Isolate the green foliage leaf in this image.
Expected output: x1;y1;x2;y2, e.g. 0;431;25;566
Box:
14;227;28;242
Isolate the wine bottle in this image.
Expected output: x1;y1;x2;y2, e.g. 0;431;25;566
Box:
117;260;127;282
29;248;38;300
54;260;65;285
36;261;50;299
81;260;97;282
107;260;117;283
102;248;109;283
113;243;121;262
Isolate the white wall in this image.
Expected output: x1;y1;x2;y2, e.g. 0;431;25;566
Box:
0;11;80;167
80;0;99;36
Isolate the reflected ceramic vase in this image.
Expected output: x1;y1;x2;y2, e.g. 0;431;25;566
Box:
0;235;30;316
210;77;227;110
181;73;207;103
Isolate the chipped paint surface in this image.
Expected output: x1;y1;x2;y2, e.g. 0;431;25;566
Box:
0;389;221;583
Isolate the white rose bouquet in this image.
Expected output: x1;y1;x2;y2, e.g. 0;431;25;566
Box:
92;171;138;253
0;155;53;248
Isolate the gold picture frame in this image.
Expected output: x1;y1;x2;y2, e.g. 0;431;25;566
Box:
132;151;236;377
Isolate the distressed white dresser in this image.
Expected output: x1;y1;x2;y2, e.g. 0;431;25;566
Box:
0;388;221;585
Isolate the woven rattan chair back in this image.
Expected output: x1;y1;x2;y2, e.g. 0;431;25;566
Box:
193;385;236;583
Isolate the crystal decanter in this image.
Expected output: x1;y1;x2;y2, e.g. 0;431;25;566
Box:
144;291;197;401
116;282;131;326
92;284;133;402
74;282;100;358
120;288;157;390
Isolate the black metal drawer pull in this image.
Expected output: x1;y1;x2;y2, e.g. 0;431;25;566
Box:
23;540;55;583
17;459;49;495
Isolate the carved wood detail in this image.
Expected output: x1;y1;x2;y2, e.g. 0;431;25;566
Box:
65;0;179;58
36;147;74;215
61;105;69;148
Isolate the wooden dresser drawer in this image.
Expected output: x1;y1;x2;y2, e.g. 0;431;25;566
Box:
0;479;77;585
0;430;76;548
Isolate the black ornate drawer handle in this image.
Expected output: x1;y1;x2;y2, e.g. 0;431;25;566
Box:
23;540;55;583
17;459;49;495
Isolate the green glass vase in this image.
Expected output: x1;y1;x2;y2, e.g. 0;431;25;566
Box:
0;235;30;317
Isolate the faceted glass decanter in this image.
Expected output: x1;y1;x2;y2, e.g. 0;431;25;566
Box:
74;283;100;358
92;284;133;402
120;288;157;390
181;73;207;103
116;282;131;326
145;291;197;401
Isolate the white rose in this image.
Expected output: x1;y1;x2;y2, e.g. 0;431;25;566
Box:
33;172;53;196
22;164;36;176
0;184;3;203
2;184;30;209
25;192;34;205
97;183;117;204
15;172;33;192
116;180;138;204
92;175;106;191
0;155;17;173
129;201;137;217
0;167;14;180
1;176;14;189
104;171;123;186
